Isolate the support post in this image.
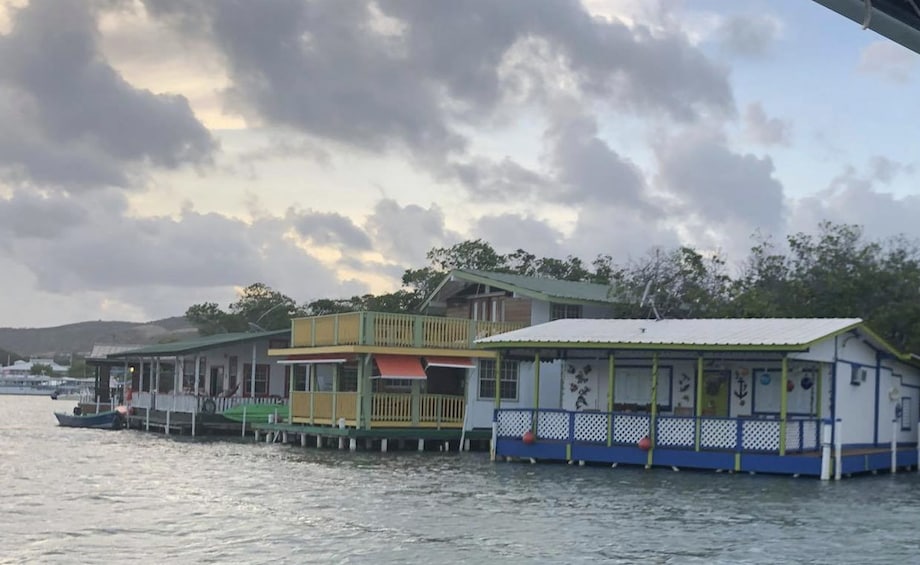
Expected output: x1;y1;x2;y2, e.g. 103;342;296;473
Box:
779;355;789;456
418;438;425;452
532;351;541;434
166;410;171;436
834;418;843;481
891;417;898;474
816;363;824;420
145;406;150;432
647;353;659;469
191;402;197;437
174;355;181;395
309;364;316;425
695;356;703;452
607;352;615;447
820;418;832;480
241;406;247;437
250;343;257;398
349;438;357;451
301;433;307;447
491;353;502;462
331;363;338;422
381;438;388;453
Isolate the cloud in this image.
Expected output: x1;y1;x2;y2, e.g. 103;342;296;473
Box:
789;161;920;241
363;198;462;264
288;208;372;250
743;103;791;146
858;40;917;84
472;213;565;258
144;0;733;167
0;0;215;189
716;14;781;58
653;126;786;252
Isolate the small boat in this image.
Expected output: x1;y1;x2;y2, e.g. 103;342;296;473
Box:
54;406;127;430
222;403;284;424
50;390;59;400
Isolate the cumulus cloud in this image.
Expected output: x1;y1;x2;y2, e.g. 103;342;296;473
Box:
653;126;786;253
289;208;372;251
716;14;781;58
743;103;791;147
858;40;917;84
0;0;215;189
363;198;462;264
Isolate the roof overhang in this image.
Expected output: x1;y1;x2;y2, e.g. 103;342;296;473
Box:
812;0;920;54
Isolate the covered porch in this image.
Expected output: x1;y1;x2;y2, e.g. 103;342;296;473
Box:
282;353;478;430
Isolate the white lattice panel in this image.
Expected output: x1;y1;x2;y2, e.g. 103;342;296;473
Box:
497;410;531;438
656;417;695;448
785;421;801;451
612;414;650;445
574;412;609;443
741;420;780;451
701;419;738;450
537;411;570;440
800;420;819;450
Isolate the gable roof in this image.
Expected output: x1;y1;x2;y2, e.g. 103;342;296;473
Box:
476;317;879;352
423;269;619;310
106;329;289;358
812;0;920;54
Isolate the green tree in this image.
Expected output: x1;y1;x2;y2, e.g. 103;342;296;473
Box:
30;363;53;376
185;283;303;335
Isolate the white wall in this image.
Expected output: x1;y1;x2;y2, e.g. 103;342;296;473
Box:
173;339;287;397
465;359;563;429
833;337;878;446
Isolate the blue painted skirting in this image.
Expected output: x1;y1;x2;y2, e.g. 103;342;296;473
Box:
496;439;919;477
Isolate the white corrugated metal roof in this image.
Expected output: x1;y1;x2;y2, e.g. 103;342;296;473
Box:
88;344;144;360
476;318;864;347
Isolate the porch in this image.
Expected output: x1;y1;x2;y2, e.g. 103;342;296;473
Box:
131;391;286;415
496;408;826;475
290;391;465;429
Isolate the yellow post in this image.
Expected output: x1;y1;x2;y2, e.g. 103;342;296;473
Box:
532;352;541;432
331;363;338;422
607;352;615;447
780;356;789;455
695;355;703;451
309;364;316;426
647;353;659;468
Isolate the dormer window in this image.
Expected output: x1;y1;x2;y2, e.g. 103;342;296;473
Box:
550;303;582;320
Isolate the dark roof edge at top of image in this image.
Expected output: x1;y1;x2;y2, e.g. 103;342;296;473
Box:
812;0;920;54
106;329;290;358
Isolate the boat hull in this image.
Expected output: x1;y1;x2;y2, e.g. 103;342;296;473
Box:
54;410;126;430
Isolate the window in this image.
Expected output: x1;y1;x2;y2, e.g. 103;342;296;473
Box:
292;364;308;391
340;366;358;392
242;363;270;396
550;303;582;320
478;359;518;400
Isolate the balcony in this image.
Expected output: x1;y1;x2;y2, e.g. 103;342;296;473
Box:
289;312;523;350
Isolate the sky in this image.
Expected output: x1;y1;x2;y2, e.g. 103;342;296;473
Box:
1;0;919;328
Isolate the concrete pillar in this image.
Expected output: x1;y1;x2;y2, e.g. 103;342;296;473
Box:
417;438;425;452
349;438;357;451
381;438;388;453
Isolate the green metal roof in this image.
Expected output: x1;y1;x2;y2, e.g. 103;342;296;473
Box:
423;269;619;309
106;329;290;358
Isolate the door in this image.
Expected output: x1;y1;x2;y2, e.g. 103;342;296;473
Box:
702;370;730;417
209;366;224;396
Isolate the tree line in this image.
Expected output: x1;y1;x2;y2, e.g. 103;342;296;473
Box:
185;222;920;353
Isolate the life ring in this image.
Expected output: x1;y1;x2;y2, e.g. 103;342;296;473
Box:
201;398;217;415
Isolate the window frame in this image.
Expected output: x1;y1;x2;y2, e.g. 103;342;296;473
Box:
478;359;519;401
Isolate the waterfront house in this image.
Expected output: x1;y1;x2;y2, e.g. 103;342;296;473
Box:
108;329;290;434
476;318;920;478
263;269;621;448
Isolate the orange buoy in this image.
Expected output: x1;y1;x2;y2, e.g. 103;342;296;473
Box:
637;436;652;451
522;430;536;444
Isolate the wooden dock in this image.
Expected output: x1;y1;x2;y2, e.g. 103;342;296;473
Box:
249;421;493;452
127;409;249;436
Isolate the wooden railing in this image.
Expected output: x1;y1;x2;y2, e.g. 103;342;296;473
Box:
290;312;522;349
291;391;464;429
290;391;358;424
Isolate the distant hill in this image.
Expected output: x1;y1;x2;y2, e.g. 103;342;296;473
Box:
0;316;199;357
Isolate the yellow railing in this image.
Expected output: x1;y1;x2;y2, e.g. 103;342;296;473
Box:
290;391;358;424
289;311;523;349
419;394;465;424
371;393;412;423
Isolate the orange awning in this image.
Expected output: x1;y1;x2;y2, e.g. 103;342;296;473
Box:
424;356;476;369
374;355;427;380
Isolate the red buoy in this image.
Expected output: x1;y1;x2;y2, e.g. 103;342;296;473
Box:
522;430;536;444
637;436;652;451
787;379;795;392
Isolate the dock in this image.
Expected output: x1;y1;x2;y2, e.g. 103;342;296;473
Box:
249;421;492;452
